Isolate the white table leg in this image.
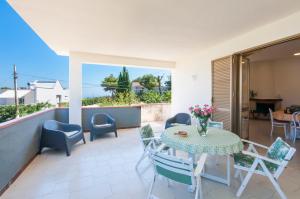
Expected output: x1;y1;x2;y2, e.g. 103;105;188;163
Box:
188;153;196;192
201;154;231;186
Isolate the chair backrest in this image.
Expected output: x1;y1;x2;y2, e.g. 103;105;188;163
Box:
208;120;224;129
266;137;296;177
151;151;194;186
175;113;191;125
292;111;300;127
92;113;109;125
139;124;155;147
43;120;60;131
269;108;274;124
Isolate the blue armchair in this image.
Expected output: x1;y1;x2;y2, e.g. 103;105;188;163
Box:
39;120;86;156
90;113;118;141
165;113;191;129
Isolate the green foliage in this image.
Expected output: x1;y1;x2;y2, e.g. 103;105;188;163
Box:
82;92;139;106
0;103;52;123
82;97;110;106
101;74;118;96
114;92;139;105
135;74;158;90
138;91;162;103
117;67;131;93
161;91;171;102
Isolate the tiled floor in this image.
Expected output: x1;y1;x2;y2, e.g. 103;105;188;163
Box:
1;121;300;199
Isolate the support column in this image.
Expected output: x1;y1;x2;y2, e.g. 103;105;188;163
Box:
69;54;82;125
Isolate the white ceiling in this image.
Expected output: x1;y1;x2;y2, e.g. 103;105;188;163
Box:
8;0;300;61
248;39;300;62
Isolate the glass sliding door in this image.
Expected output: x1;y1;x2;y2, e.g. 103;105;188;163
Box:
239;56;250;139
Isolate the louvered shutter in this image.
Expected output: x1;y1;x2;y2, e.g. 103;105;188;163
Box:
212;56;232;131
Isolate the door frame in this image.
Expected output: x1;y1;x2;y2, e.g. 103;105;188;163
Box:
212;33;300;137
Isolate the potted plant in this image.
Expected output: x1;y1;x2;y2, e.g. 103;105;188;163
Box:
189;104;214;136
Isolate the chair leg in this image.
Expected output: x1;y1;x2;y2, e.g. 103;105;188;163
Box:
66;147;70;156
293;128;297;144
38;145;43;154
270;125;274;137
147;175;156;199
267;175;287;199
82;134;86;144
195;176;202;199
236;159;259;197
135;151;147;170
90;133;94;142
259;160;287;199
114;130;118;138
283;125;288;139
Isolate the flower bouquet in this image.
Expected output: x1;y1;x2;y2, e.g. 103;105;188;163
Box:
189;104;214;136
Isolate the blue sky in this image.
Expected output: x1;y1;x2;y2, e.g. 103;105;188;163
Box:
0;1;170;97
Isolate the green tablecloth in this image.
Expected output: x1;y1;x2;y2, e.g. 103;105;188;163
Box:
161;125;243;155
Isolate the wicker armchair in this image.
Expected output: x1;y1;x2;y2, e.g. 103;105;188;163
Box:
39;120;85;156
90;113;117;141
165;113;191;129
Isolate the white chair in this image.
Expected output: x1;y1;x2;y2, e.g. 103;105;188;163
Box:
208;120;224;129
269;108;288;138
233;137;296;199
147;151;207;199
135;124;170;170
290;111;300;143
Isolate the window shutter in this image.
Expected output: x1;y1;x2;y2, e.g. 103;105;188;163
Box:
212;56;232;131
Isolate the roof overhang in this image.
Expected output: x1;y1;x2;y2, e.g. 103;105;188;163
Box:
7;0;300;61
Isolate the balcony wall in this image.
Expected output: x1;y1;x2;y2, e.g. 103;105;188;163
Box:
0;109;56;193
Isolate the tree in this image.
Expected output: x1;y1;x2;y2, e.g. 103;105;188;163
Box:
164;75;171;91
136;74;158;90
157;75;163;95
101;74;118;96
117;67;131;93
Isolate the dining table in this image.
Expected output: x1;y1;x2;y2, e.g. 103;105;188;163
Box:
273;110;300;122
161;125;243;187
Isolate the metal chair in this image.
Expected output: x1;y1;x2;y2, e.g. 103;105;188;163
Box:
135;124;169;170
269;108;288;138
40;120;86;156
290;111;300;143
147;151;207;199
90;113;117;141
165;113;191;129
234;137;296;199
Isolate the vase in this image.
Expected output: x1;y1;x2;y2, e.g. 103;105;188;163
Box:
196;117;209;136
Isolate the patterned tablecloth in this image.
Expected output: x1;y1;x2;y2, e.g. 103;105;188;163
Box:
161;125;243;155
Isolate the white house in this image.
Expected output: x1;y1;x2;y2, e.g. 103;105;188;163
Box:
0;90;35;105
131;81;145;94
0;80;69;105
29;80;69;105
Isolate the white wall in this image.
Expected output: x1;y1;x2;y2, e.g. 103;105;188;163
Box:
249;58;300;107
250;61;276;99
172;11;300;114
23;91;35;104
273;58;300;107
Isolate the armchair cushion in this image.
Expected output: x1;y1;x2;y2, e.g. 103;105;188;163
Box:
94;124;112;128
267;138;291;161
233;152;278;173
65;131;80;137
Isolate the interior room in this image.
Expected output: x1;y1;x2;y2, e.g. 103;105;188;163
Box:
246;39;300;144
